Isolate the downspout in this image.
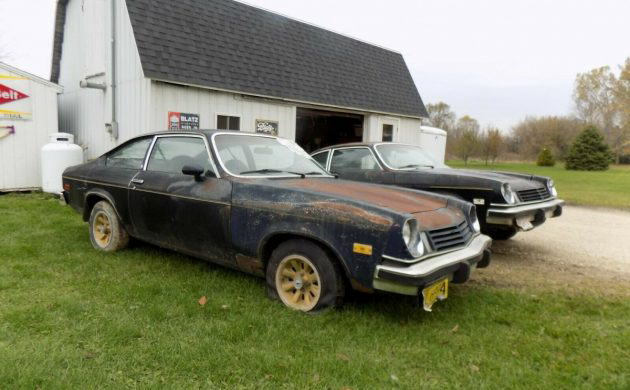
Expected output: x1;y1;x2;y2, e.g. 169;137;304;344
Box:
110;0;118;139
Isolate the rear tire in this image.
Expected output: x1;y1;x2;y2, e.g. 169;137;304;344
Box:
88;201;129;251
266;239;345;312
484;225;518;240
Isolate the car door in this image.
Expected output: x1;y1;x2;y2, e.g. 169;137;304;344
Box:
86;136;154;229
328;147;392;184
128;134;233;264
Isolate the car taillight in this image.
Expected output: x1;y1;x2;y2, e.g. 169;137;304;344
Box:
63;183;71;191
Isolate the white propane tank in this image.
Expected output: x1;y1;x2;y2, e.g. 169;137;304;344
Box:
41;133;83;193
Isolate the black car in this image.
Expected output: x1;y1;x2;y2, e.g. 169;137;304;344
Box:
62;131;491;312
311;142;565;240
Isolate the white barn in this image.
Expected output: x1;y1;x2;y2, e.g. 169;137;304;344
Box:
0;62;63;191
52;0;431;159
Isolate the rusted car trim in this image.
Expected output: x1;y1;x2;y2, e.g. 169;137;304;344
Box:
374;234;492;295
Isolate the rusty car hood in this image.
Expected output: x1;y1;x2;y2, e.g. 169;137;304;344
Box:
268;178;447;213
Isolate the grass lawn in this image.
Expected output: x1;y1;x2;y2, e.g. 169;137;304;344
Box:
447;161;630;210
1;193;629;388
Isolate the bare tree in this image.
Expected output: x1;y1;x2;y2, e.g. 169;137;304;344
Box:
425;102;456;131
481;126;503;165
454;116;480;166
510;116;582;160
573;62;629;163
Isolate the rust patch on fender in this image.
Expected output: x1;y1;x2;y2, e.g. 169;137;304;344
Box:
308;201;392;227
287;179;446;213
235;254;264;276
414;206;466;231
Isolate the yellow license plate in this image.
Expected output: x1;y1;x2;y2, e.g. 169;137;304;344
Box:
422;278;448;312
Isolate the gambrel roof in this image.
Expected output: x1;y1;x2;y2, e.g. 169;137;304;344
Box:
51;0;428;118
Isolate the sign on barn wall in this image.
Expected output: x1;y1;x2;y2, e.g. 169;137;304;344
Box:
0;76;32;120
168;112;200;130
255;119;278;136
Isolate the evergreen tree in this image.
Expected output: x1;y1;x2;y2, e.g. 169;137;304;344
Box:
565;126;614;170
536;148;555;166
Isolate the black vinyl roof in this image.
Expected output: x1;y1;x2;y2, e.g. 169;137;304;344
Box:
51;0;428;118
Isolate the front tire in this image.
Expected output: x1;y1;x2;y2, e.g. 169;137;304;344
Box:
89;201;130;251
266;239;345;312
484;225;518;240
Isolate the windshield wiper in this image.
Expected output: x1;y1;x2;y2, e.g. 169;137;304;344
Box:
398;164;434;170
239;169;306;178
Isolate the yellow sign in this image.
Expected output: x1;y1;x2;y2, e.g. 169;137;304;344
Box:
353;243;373;255
0;108;32;120
0;74;27;80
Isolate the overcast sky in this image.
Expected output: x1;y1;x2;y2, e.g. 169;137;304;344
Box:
1;0;628;131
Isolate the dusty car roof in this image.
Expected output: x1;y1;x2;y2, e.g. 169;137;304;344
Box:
133;129;269;138
311;142;391;154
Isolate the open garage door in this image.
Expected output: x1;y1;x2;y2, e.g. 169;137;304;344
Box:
296;108;363;152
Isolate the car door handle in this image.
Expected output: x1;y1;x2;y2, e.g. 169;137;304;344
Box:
131;178;144;184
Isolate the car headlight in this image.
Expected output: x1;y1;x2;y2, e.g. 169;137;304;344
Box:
547;179;558;197
402;219;424;257
501;183;517;204
402;220;412;246
469;206;481;233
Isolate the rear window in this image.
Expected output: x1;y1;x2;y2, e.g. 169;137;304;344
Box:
106;138;152;170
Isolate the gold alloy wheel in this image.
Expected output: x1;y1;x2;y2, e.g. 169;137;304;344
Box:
93;211;112;248
275;254;322;311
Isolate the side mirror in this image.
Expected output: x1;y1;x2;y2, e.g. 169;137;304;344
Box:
182;164;205;181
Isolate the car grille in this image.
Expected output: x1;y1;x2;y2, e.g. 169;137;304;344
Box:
517;187;550;202
426;220;473;252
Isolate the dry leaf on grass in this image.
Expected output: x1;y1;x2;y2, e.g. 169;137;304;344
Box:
313;373;320;382
198;296;208;306
451;324;459;333
337;353;351;361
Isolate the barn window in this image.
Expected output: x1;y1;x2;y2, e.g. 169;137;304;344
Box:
217;115;240;131
382;124;394;142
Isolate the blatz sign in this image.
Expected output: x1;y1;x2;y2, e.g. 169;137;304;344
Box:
168;112;199;130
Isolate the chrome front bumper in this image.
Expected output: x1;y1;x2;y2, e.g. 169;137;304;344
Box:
373;234;492;296
486;198;565;229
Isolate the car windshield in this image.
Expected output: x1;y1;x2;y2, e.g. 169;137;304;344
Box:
375;144;442;170
214;134;330;177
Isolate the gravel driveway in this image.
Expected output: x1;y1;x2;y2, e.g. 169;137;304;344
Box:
473;205;630;295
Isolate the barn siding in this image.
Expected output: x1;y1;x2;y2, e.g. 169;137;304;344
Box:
57;0;150;159
149;82;296;139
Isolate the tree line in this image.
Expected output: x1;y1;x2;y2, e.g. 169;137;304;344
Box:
426;57;630;165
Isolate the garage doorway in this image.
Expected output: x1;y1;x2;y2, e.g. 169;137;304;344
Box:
295;108;363;152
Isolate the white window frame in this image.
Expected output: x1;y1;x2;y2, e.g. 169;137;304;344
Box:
215;113;242;131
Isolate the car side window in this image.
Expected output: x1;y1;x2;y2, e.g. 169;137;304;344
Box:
312;151;329;169
106;138;152;169
146;137;214;175
330;148;380;171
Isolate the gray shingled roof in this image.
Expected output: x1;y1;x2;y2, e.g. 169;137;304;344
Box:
51;0;428;118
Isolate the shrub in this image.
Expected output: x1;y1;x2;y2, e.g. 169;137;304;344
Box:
565;126;614;171
536;148;555;166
